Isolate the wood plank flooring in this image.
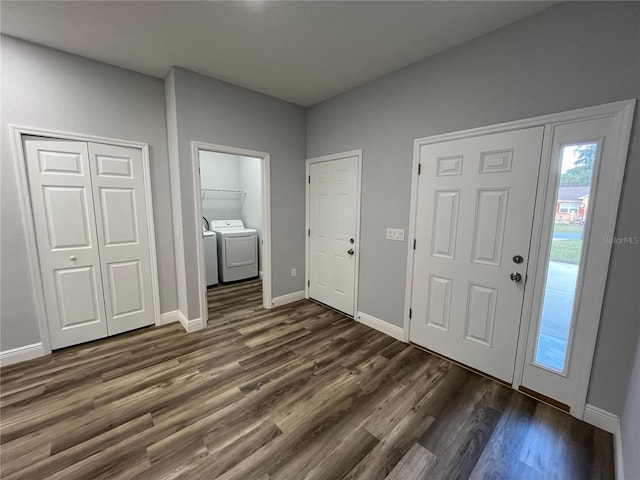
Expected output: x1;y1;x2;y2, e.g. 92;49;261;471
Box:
1;279;614;479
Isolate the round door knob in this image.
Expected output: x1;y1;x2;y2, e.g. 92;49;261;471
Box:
347;249;355;255
510;272;522;283
69;255;77;261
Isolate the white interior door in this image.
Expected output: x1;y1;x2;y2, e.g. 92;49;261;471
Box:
308;155;359;316
24;139;108;349
88;143;155;335
410;127;543;382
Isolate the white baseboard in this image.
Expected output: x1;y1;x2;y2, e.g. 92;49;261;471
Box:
0;343;45;367
584;404;619;433
159;310;179;325
357;312;405;341
177;311;203;333
271;290;305;308
584;404;623;479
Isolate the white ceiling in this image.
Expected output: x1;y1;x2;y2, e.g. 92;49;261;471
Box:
0;1;556;106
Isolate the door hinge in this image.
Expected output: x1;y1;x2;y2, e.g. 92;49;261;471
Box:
308;229;310;237
413;239;416;250
418;163;421;175
307;280;310;287
308;175;311;184
409;308;412;319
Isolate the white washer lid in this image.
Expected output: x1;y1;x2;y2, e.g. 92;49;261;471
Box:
210;219;245;229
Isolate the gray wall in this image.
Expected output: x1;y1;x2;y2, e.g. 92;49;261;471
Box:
168;67;306;320
621;331;640;479
0;36;177;351
306;2;640;415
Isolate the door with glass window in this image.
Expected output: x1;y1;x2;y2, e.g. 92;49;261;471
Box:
409;102;634;416
520;116;623;413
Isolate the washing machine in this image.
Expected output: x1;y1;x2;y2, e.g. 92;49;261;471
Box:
210;219;258;282
202;230;219;287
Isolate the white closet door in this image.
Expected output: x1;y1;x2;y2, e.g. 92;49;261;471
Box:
24;139;108;349
88;143;155;334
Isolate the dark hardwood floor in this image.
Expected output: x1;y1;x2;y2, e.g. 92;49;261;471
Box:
1;279;613;479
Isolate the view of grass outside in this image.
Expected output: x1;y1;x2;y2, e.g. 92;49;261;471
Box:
549;238;581;264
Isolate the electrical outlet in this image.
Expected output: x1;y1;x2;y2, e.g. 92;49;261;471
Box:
291;268;297;277
386;228;405;241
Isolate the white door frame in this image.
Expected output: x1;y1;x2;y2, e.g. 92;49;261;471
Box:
305;149;363;317
9;125;162;356
191;141;272;328
404;99;635;417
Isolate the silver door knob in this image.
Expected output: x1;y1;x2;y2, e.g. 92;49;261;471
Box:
69;255;77;261
510;272;522;282
347;249;355;255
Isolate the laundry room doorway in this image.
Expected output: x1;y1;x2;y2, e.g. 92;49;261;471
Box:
192;142;272;327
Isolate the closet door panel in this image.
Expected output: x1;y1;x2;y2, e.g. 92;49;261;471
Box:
24;139;108;349
88;143;155;334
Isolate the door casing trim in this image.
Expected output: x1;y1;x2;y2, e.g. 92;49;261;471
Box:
305;150;363;317
9;125;162;356
403;99;636;418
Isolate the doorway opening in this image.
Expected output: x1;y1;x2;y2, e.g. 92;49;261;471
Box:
192;142;272;328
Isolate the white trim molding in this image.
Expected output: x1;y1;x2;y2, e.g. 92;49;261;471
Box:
357;312;405;342
0;343;46;367
159;310;180;325
583;405;624;480
584;404;620;433
191;141;273;331
177;311;203;333
272;291;306;308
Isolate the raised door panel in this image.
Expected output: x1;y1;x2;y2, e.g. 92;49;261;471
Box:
99;188;139;245
42;186;93;250
107;261;144;318
54;266;103;328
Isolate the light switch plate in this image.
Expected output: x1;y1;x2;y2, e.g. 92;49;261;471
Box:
386;228;405;241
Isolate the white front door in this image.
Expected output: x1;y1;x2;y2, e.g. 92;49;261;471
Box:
24;139;108;349
88;143;155;335
308;155;359;316
409;127;543;382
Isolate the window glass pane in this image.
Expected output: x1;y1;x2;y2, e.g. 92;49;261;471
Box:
534;142;597;372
